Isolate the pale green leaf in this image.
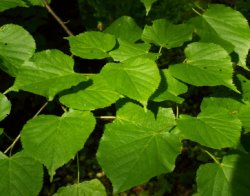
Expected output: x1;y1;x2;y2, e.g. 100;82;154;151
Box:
169;42;238;92
150;69;188;103
12;50;87;100
66;31;116;59
0;151;43;196
100;57;160;106
104;16;142;42
109;39;158;62
191;4;250;69
177;106;242;149
0;24;36;76
142;19;193;49
0;93;11;121
21;110;96;178
97;102;182;192
53;179;106;196
140;0;157;15
197;154;250;196
59;75;120;110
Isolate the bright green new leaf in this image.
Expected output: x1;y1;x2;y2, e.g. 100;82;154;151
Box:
0;93;11;121
53;179;106;196
97;102;182;192
21;110;96;178
12;50;87;100
59;75;120;110
104;16;142;42
100;57;160;106
66;31;116;59
0;151;43;196
177;106;242;149
169;42;238;92
0;24;36;76
197;154;250;196
109;39;158;62
0;128;3;136
237;74;250;101
150;69;188;103
140;0;157;15
191;4;250;69
142;19;193;49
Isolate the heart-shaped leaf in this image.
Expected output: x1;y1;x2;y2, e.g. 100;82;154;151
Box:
21;110;96;178
0;151;43;196
12;50;87;100
0;93;11;121
100;57;160;106
142;19;193;49
66;31;116;59
53;179;106;196
197;154;250;196
104;16;142;42
191;4;250;69
97;102;181;192
59;75;120;110
0;24;36;76
169;42;238;92
177;106;242;149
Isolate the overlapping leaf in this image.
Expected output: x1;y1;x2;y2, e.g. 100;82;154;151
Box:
104;16;142;42
0;151;43;196
109;39;158;62
0;93;11;121
12;50;87;100
140;0;157;15
0;24;36;76
237;74;250;101
150;69;188;103
53;179;106;196
59;75;120;110
97;102;182;192
21;110;96;178
169;42;238;92
142;19;193;49
100;57;160;106
191;4;250;69
197;154;250;196
177;106;242;149
66;31;116;59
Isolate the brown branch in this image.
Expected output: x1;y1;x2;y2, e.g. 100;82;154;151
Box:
42;0;74;36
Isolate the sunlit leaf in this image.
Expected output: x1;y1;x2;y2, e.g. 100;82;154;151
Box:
0;93;11;121
97;102;181;192
21;110;96;178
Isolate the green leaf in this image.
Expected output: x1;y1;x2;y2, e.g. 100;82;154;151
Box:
97;102;182;192
12;50;87;100
0;128;3;136
177;106;242;149
21;110;96;178
238;103;250;133
169;42;238;92
53;179;106;196
109;39;158;62
66;31;116;59
150;69;188;103
0;152;7;159
140;0;157;15
0;93;11;121
59;75;120;110
142;19;193;49
0;151;43;196
197;154;250;196
104;16;142;42
100;57;160;106
0;24;36;76
191;4;250;69
237;74;250;101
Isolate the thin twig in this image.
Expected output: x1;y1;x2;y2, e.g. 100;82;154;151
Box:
76;153;80;183
96;116;116;120
42;0;74;36
4;102;49;155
